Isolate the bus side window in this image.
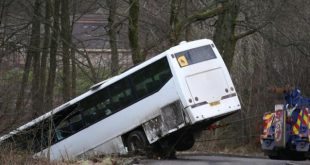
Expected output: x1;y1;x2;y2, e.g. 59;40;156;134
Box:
109;78;133;111
55;120;71;141
147;57;172;93
130;57;172;100
153;58;172;85
69;113;84;133
82;107;97;126
96;102;109;118
55;112;85;141
80;88;111;125
132;71;148;98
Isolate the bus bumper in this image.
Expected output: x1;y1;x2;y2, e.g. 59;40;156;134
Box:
186;96;240;124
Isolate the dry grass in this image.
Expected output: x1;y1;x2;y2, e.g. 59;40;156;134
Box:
0;148;141;165
190;141;264;157
0;149;52;165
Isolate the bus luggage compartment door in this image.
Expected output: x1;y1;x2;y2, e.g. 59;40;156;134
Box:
186;68;229;105
143;101;185;144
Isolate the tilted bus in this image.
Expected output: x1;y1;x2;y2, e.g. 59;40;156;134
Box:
0;39;241;160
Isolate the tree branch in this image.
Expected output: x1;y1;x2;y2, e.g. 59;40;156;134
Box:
175;4;226;34
234;21;271;41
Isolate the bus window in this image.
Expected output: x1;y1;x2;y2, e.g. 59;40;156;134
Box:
131;57;172;100
131;70;152;99
151;57;172;85
82;107;97;126
109;79;133;111
176;45;216;67
55;112;84;141
69;113;83;133
81;88;111;125
96;100;112;117
55;120;71;141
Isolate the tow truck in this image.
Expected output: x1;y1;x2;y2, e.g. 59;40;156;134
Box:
260;87;310;160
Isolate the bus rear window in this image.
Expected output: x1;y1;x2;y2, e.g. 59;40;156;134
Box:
175;45;216;67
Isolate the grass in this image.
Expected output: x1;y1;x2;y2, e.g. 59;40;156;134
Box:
0;148;141;165
0;149;52;165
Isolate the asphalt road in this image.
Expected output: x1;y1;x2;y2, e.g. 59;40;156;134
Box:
139;154;310;165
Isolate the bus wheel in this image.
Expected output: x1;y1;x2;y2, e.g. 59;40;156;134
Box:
175;133;195;151
268;155;281;159
126;130;148;154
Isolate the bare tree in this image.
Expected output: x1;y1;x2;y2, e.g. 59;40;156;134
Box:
30;0;42;116
60;0;72;101
70;0;78;96
128;0;143;65
16;0;42;114
169;0;225;45
45;0;60;110
107;0;119;75
38;0;51;113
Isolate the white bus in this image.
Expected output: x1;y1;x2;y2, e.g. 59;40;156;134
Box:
0;39;240;160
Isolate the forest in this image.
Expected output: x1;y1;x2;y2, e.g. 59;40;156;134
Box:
0;0;310;159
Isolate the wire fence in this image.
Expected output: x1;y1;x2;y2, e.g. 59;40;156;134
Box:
193;113;264;143
196;135;261;143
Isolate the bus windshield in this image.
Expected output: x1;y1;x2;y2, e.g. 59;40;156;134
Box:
175;45;216;67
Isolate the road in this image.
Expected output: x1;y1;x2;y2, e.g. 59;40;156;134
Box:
139;154;310;165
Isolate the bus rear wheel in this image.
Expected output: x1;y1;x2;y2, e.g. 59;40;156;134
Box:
126;130;149;155
175;133;195;151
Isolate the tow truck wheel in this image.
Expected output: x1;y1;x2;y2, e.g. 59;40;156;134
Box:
126;130;149;154
267;151;306;160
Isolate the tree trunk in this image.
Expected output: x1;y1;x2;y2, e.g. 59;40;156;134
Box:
45;0;60;110
0;0;6;26
128;0;143;65
38;0;51;113
70;0;77;96
15;51;32;112
169;0;181;45
0;0;7;66
184;0;191;41
213;0;239;70
107;0;119;76
16;0;41;113
60;0;71;101
71;45;76;96
31;0;42;116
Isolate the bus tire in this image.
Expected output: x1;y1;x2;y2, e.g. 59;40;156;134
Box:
268;155;281;159
175;133;195;151
126;130;149;154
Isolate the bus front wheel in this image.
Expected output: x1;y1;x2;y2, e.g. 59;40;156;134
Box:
126;130;149;154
